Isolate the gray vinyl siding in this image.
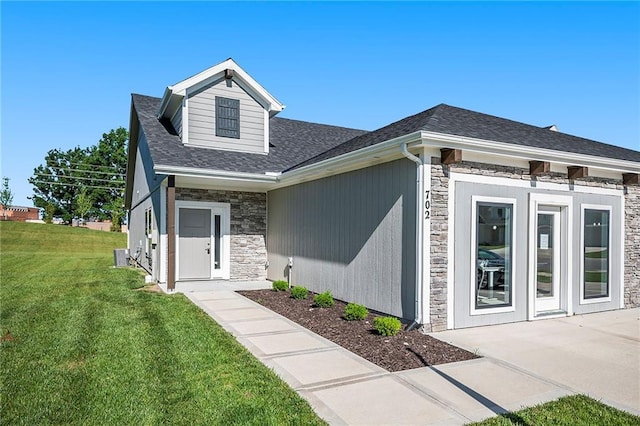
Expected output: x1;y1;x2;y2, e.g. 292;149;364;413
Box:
452;181;623;328
128;128;165;275
171;107;182;138
130;129;164;207
187;78;265;153
267;159;417;319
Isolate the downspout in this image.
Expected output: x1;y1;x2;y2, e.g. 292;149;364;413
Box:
401;143;423;331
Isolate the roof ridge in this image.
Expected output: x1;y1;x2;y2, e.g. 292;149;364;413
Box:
285;104;444;171
272;116;367;132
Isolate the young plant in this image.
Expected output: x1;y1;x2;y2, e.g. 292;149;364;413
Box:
290;286;308;300
373;316;402;336
343;303;368;321
313;290;334;308
272;280;289;291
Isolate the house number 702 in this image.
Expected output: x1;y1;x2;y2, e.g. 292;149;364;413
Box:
424;190;431;220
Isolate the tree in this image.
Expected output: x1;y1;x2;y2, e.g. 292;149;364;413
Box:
29;127;128;224
76;186;93;223
0;177;14;221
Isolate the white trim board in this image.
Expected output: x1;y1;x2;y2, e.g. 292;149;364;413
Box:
175;200;231;281
527;193;574;320
469;195;518;316
579;203;613;305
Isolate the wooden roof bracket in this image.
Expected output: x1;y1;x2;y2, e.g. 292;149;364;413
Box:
567;166;588;180
441;148;462;165
529;160;550;176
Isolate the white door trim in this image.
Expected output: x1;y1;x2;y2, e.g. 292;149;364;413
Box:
175;200;231;281
534;209;561;312
527;194;573;320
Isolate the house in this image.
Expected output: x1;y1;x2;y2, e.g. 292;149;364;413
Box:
1;205;41;222
125;58;640;331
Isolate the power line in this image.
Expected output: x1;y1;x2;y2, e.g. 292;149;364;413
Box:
42;167;125;177
63;162;125;172
32;180;125;191
34;173;125;184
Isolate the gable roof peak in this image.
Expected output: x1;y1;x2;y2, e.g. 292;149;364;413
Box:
157;58;285;119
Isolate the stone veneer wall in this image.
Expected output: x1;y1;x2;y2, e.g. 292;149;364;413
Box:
624;185;640;308
175;188;267;281
428;159;640;331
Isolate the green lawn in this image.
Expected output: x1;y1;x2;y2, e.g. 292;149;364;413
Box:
0;222;324;425
468;394;639;425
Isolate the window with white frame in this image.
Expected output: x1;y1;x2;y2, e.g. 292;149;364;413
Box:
582;208;610;299
474;201;513;309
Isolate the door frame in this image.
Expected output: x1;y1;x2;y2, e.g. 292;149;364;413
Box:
534;209;561;312
527;194;573;320
175;200;231;281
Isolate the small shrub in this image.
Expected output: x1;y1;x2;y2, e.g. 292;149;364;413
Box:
272;280;288;291
373;316;402;336
344;303;368;321
313;290;334;308
290;286;308;300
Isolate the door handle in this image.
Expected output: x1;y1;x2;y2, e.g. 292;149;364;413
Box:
205;248;210;254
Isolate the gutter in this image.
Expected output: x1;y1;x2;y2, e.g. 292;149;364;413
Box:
153;165;280;183
418;131;640;174
401;143;424;331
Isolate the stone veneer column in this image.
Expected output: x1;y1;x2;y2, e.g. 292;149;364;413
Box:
624;185;640;307
428;158;449;332
175;188;267;281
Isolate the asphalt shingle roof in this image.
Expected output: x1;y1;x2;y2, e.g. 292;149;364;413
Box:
133;94;639;176
291;104;640;170
132;94;367;174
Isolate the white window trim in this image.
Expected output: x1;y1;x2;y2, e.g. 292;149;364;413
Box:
580;204;613;304
527;194;573;320
470;195;517;316
175;200;231;281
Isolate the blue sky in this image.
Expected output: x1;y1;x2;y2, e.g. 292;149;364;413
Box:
2;1;639;207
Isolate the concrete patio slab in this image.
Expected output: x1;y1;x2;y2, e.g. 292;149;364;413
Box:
268;349;383;388
243;331;330;356
227;318;297;335
398;358;570;423
306;376;465;425
433;308;640;415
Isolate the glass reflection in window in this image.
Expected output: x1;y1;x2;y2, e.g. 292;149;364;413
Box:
583;209;609;299
476;203;512;309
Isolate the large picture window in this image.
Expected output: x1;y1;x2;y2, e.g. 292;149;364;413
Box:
475;202;513;309
583;208;610;299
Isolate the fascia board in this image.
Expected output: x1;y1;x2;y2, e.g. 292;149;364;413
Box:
276;131;424;187
125;105;140;209
419;131;640;174
153;164;279;183
170;59;284;115
156;86;173;118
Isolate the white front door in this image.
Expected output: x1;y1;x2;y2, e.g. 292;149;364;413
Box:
535;208;561;313
178;208;212;280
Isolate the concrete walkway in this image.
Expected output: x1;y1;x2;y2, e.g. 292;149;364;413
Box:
175;282;639;425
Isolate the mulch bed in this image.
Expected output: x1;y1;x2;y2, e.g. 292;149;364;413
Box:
237;289;478;372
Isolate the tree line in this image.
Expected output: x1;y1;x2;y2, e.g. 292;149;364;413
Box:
29;127;128;230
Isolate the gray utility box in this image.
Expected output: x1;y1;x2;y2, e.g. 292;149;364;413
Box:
113;249;129;267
